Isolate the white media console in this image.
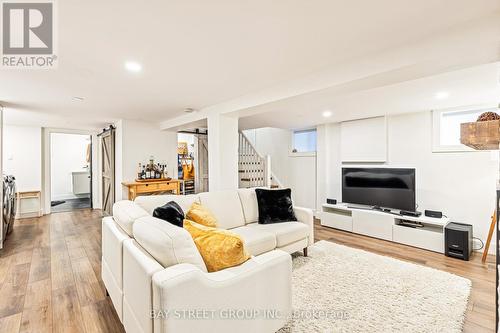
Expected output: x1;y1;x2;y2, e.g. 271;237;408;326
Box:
320;203;450;253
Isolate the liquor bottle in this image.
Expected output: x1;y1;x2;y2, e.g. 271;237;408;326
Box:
145;164;151;179
141;165;146;179
137;163;142;180
163;163;168;178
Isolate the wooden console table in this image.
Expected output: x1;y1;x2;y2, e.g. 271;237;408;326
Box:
122;179;181;200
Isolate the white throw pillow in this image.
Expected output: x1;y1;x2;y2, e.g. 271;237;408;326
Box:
132;216;207;272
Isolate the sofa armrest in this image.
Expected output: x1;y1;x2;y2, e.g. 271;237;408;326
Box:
152;250;292;333
294;206;314;246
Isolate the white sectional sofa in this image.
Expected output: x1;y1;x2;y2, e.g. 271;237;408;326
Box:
102;187;314;333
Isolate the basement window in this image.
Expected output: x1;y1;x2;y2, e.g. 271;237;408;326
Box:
291;128;317;156
432;106;496;152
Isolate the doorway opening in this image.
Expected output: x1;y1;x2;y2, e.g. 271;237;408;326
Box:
50;133;92;213
177;129;208;194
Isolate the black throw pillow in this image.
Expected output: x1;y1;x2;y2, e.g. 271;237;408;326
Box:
153;201;184;227
255;188;297;224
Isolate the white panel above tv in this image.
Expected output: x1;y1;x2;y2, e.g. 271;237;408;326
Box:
340;116;387;162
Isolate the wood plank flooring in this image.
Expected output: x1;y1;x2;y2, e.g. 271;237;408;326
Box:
0;210;123;333
0;210;495;332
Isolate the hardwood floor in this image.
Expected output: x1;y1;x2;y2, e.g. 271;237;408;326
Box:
0;209;124;333
0;210;495;332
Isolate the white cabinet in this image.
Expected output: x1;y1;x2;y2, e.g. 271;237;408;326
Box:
72;171;90;195
321;203;448;253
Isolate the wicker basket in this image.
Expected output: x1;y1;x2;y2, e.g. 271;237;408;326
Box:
460;120;500;150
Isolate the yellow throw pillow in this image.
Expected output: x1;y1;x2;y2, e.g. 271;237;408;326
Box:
185;202;217;228
184;220;250;272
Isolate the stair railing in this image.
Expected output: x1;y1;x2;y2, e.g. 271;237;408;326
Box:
238;132;272;187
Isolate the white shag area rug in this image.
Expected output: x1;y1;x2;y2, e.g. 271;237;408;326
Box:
279;240;471;333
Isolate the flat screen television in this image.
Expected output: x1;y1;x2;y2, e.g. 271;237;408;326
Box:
342;167;416;212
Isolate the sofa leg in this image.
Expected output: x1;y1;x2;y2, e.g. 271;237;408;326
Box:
303;247;308;257
105;289;109;297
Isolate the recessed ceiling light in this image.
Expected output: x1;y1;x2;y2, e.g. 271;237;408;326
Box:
434;92;450;100
322;110;333;118
125;61;142;73
184;107;197;113
72;96;84;102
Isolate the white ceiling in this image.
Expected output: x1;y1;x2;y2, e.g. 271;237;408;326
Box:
239;62;500;129
1;0;500;129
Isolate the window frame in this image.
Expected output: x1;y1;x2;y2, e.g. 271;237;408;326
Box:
432;104;498;153
290;128;317;157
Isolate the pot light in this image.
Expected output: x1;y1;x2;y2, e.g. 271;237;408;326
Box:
72;96;84;102
184;107;197;113
125;61;142;73
434;91;449;100
322;110;333;118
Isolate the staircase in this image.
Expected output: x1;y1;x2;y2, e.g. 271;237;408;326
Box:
238;132;280;188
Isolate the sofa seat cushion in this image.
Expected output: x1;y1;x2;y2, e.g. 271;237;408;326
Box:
230;226;277;256
113;200;149;236
247;222;309;247
198;191;246;230
135;194;199;215
132;216;207;272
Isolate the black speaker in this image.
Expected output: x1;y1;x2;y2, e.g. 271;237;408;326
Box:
326;198;337;205
445;222;473;261
425;210;443;218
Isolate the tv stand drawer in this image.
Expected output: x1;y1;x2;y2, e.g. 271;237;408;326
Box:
393;224;443;253
320;210;353;232
352;210;393;241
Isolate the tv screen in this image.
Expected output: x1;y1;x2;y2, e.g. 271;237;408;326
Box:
342;167;416;211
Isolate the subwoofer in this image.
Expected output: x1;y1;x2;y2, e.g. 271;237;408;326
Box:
444;222;472;261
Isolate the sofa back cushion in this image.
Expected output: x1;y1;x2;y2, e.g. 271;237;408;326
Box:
198;190;245;230
113;200;149;236
237;188;262;224
132;216;207;272
135;194;199;215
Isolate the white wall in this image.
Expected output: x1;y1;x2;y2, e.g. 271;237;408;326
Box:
114;119;178;200
316;123;341;212
208;113;239;191
244;127;317;209
317;111;498;253
3;125;42;192
50;133;90;200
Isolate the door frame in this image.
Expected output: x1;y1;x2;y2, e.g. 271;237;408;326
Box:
41;128;100;215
